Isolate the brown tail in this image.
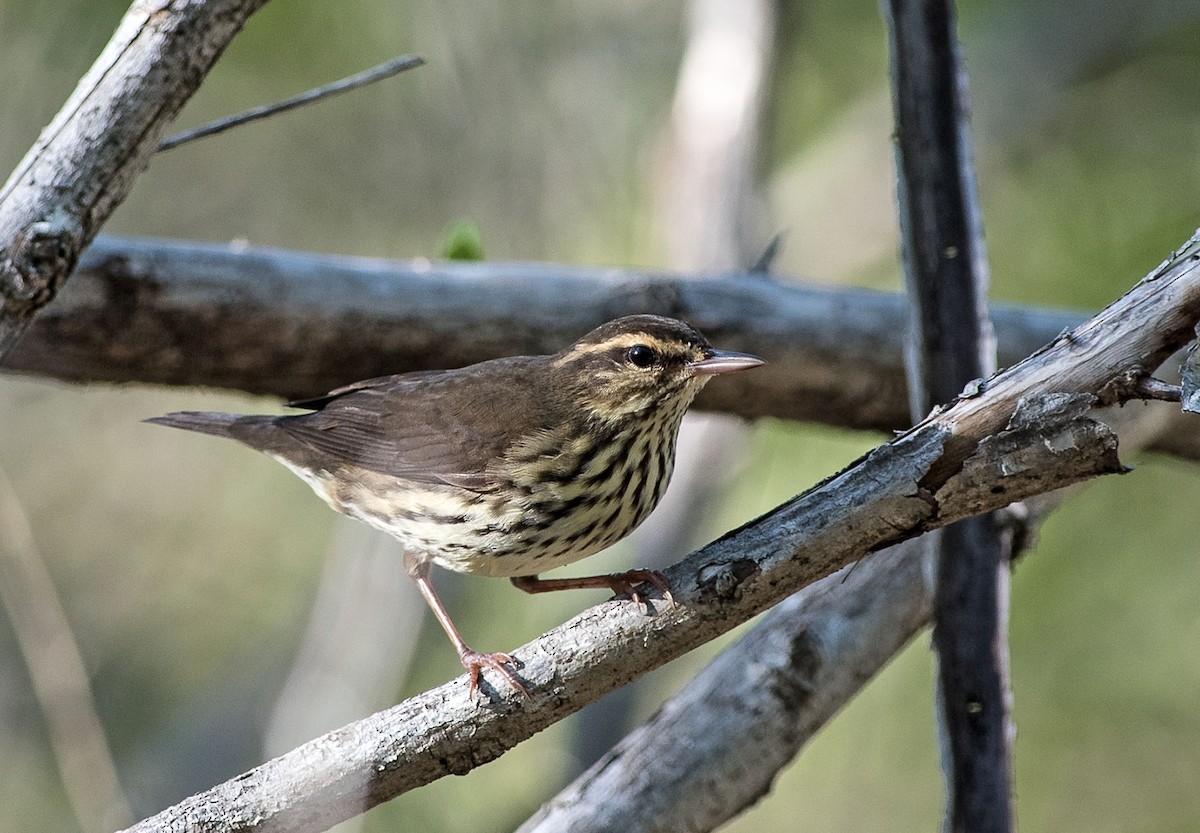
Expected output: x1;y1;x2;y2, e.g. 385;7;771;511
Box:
144;411;242;438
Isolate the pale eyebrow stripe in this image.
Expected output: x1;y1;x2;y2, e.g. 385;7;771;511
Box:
553;332;670;364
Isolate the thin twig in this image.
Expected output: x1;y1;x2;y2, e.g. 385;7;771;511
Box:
157;55;425;152
1133;376;1183;402
748;231;785;274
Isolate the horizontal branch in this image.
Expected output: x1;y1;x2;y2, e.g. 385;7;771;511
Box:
0;1;267;355
7;234;1195;460
120;229;1200;833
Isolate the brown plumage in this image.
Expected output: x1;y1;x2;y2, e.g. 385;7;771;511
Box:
147;315;763;696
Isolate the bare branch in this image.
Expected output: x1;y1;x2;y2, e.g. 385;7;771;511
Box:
519;387;1181;833
157;55;425;152
5;235;1197;462
119;229;1200;833
884;0;1012;826
1183;333;1200;413
0;234;1067;415
0;0;268;356
1131;376;1183;402
519;536;938;833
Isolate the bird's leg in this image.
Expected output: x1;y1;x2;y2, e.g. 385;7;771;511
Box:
404;553;528;698
511;569;674;614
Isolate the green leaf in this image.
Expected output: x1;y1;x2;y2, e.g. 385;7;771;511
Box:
440;219;485;261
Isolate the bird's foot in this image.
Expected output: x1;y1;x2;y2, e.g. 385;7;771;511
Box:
606;569;674;614
509;569;674;613
459;648;529;699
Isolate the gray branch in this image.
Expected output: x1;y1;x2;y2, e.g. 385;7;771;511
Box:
518;374;1181;833
0;0;268;355
119;230;1200;833
519;533;938;833
5;234;1196;461
521;400;1161;833
0;464;133;831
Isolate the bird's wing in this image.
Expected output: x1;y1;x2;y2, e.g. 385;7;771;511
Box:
269;360;557;492
286;370;451;410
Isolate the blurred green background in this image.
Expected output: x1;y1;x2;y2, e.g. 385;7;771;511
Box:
1;1;1199;831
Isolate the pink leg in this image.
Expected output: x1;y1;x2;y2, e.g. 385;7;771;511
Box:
510;569;674;613
406;555;527;698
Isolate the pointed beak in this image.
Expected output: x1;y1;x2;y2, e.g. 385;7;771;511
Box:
689;348;765;376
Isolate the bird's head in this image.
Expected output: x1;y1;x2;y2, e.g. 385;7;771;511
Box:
551;315;764;425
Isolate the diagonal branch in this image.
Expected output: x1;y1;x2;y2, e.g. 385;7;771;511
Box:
0;0;269;356
119;230;1200;833
515;389;1174;833
157;55;424;152
520;544;936;833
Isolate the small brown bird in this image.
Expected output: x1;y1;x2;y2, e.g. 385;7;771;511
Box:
148;315;762;695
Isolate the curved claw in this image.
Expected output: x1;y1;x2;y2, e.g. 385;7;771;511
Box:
607;569;674;614
460;649;529;699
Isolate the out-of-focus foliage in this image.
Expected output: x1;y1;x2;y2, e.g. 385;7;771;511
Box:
440;219;485;261
0;1;1198;832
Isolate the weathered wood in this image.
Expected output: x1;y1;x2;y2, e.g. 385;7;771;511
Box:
518;534;937;833
0;235;1068;416
0;0;268;355
518;395;1143;832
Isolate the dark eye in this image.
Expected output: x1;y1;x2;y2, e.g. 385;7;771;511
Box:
626;344;656;368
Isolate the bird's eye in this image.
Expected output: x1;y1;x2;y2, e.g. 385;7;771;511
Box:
626;344;656;368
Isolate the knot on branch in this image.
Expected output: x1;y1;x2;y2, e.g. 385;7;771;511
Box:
993;501;1033;562
767;627;822;716
3;210;83;307
696;558;758;604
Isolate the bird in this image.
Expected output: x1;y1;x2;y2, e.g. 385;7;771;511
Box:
147;315;763;696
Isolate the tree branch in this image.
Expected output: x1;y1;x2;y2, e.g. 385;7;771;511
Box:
519;534;938;833
119;229;1200;833
884;0;1012;827
5;234;1196;462
517;390;1174;833
157;55;424;152
0;0;268;356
